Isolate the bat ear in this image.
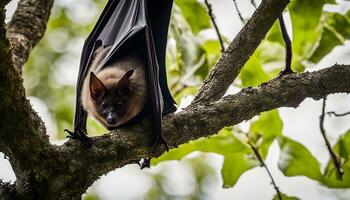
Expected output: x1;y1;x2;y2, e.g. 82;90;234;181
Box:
89;72;107;100
117;69;134;96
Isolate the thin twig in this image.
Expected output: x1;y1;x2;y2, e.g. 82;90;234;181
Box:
320;98;344;179
204;0;225;52
232;0;244;23
251;0;257;9
327;111;350;117
248;142;283;200
278;15;293;74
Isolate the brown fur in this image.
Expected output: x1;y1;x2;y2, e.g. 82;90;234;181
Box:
81;46;148;128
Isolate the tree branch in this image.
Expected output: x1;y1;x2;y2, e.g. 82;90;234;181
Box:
1;3;54;198
6;0;54;72
58;64;350;196
192;0;290;105
232;0;244;23
327;111;350;117
251;0;258;9
320;98;344;179
248;142;282;200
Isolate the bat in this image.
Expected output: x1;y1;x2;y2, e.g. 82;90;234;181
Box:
81;46;148;129
65;0;177;150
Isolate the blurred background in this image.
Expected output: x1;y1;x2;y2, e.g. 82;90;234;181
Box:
2;0;350;199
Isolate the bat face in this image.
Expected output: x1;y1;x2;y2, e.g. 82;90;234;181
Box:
89;70;134;128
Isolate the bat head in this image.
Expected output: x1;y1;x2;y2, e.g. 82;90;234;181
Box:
89;70;134;128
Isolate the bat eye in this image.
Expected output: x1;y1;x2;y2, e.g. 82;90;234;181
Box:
117;102;122;106
102;102;107;108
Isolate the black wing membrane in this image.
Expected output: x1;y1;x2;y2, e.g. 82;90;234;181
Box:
72;0;177;147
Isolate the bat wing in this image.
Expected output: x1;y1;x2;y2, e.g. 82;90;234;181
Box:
73;0;177;141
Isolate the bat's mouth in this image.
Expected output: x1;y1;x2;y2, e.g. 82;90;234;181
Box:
106;125;118;131
106;119;126;130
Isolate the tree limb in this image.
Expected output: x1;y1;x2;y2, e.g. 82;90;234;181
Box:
327;111;350;117
58;64;350;196
320;98;344;179
192;0;290;105
232;0;244;23
6;0;54;72
248;142;282;200
1;4;54;198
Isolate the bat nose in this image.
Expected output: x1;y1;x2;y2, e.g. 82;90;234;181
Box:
107;114;116;125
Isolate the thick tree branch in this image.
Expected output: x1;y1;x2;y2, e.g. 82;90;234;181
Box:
6;0;54;72
1;5;55;198
192;0;290;105
57;64;350;197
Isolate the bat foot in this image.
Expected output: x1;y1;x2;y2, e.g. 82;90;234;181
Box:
279;68;294;77
150;135;169;152
65;129;92;148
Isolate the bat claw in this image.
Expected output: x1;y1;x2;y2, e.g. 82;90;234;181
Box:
151;135;169;151
64;128;92;148
64;129;77;139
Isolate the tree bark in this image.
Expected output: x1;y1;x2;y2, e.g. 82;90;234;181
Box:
6;0;54;72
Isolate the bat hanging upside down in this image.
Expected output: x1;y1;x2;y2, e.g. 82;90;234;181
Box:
65;0;177;151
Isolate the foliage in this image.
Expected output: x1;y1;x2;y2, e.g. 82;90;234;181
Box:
278;131;350;188
157;0;350;197
20;0;350;199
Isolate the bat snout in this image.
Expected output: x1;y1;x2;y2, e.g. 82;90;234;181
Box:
106;113;117;126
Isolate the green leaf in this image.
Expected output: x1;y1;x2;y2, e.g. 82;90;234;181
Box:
278;136;323;181
249;110;283;158
167;5;212;99
324;11;350;39
221;153;259;188
239;40;284;88
175;0;211;34
309;25;344;63
333;130;350;159
289;0;336;71
240;53;270;87
202;40;222;67
322;130;350;188
152;128;262;189
152;128;251;165
309;11;350;63
266;21;284;45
